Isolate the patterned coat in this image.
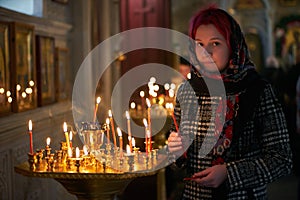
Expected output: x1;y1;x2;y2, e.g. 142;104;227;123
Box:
174;71;293;200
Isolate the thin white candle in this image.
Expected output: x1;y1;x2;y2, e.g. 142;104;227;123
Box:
117;127;123;151
83;145;88;155
76;147;80;158
125;111;132;152
140;91;145;110
105;118;110;144
93;97;101;122
46;137;51;147
108;110;117;149
69;131;73;148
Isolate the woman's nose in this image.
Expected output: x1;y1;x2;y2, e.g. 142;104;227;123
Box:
204;45;212;55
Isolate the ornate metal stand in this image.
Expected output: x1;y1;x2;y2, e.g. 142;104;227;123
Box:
15;162;158;200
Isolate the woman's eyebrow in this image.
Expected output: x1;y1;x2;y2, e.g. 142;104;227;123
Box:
195;36;223;41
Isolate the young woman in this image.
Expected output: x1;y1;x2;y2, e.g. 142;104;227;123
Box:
167;5;293;199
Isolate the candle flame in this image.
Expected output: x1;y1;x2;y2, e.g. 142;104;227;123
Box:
28;120;32;131
130;102;136;109
69;131;73;141
143;118;148;127
132;137;135;147
117;127;122;137
108;109;112;117
76;147;80;158
146;98;151;108
125;111;130;120
106;118;110;125
6;90;11;97
139;91;145;97
96;96;101;104
29;80;34;87
63;122;67;132
164;83;170;90
22;92;26;98
46;137;51;146
16;84;21;91
83;145;88;155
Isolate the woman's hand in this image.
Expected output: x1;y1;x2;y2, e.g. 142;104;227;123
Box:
167;131;185;156
189;164;228;188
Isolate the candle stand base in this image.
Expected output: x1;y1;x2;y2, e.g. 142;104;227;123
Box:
14;162;157;200
56;177;132;200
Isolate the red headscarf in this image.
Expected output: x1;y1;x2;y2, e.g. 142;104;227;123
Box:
188;5;255;83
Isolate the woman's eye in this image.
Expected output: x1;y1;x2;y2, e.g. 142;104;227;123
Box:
212;42;220;46
195;42;203;47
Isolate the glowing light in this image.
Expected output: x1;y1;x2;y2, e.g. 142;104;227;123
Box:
46;137;51;146
164;83;170;90
29;80;34;87
16;84;21;91
21;92;26;98
130;102;136;109
25;87;33;94
139;91;145;98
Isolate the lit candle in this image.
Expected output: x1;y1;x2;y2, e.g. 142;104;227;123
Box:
76;147;80;158
28;120;33;154
46;137;51;147
75;146;81;172
63;122;71;154
126;144;131;154
108;110;117;149
143;118;149;153
45;137;51;157
132;137;135;147
130;102;136;109
140;91;145;110
93;97;101;122
105;118;110;144
16;84;21;103
146;98;152;151
69;131;73;148
125;111;132;152
117;127;123;152
83;145;89;156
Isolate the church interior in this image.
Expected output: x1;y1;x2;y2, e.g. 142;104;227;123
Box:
0;0;300;199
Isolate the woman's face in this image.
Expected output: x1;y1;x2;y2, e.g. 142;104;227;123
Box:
194;24;230;73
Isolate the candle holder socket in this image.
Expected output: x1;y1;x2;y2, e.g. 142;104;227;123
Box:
27;153;37;171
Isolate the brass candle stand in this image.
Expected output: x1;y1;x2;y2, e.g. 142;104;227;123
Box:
15;120;175;200
15;141;169;200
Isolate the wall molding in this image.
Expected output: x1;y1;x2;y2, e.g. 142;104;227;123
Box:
0;7;72;38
